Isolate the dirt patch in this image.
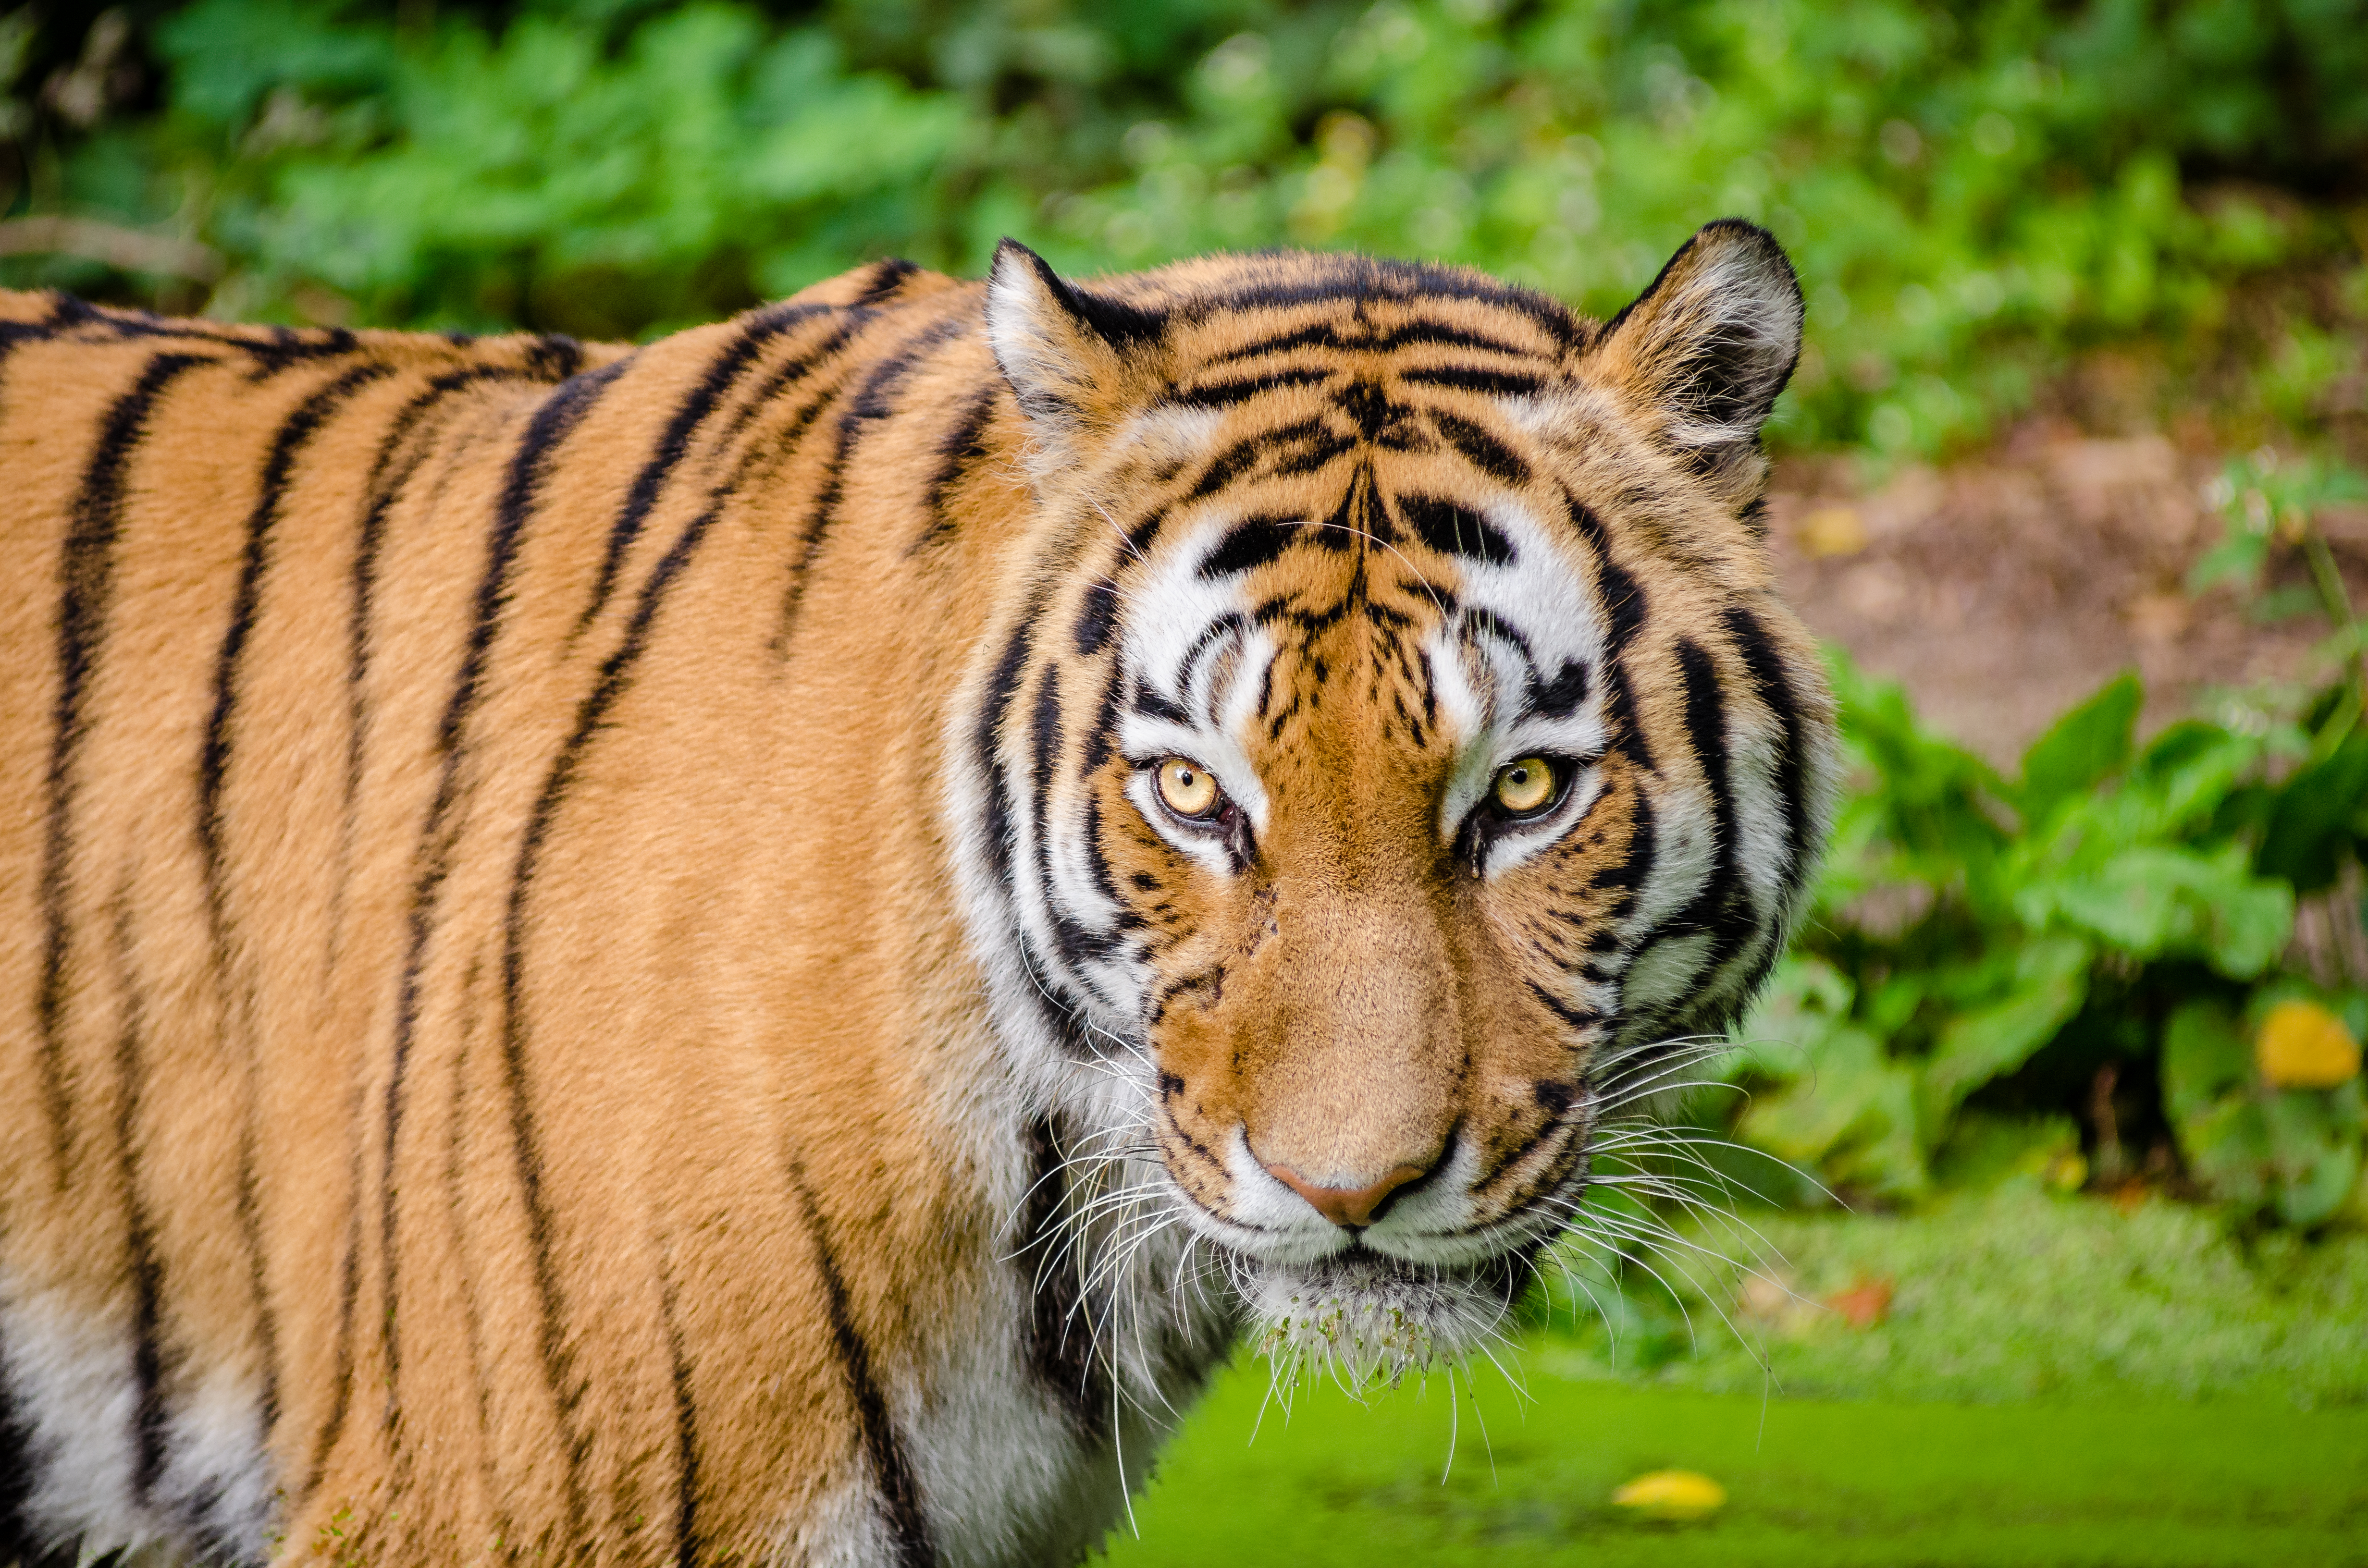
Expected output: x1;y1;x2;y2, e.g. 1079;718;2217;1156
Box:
1765;423;2368;766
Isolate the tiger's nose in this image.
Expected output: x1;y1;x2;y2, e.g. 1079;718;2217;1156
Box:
1262;1159;1431;1229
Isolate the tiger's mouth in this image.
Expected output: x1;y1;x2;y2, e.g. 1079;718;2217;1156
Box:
1231;1244;1541;1385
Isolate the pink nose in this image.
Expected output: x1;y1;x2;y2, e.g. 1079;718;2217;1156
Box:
1263;1161;1431;1228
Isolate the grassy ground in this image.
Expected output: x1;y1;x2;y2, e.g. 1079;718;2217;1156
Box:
1097;1182;2368;1566
1101;1375;2368;1567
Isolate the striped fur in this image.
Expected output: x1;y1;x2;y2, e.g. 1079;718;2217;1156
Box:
0;221;1836;1566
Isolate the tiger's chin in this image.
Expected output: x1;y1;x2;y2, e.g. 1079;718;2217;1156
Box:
1233;1250;1533;1390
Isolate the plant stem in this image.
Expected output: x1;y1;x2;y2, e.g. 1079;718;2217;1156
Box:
2302;527;2367;691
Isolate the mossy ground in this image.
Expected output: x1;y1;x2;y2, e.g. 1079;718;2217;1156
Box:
1098;1186;2368;1566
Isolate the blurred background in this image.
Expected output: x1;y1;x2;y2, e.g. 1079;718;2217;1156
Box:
7;1;2365;1560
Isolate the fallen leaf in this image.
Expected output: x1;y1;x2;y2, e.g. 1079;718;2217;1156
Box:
1611;1469;1726;1521
2040;1148;2088;1192
2257;1000;2361;1089
2124;590;2191;643
1825;1274;1894;1329
1796;505;1869;558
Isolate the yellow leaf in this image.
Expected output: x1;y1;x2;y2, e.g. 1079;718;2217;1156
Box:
1610;1469;1727;1520
2257;1000;2362;1090
1795;505;1869;558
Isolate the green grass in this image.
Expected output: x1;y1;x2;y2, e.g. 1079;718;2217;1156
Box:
1097;1188;2368;1566
1538;1176;2368;1407
1101;1373;2368;1567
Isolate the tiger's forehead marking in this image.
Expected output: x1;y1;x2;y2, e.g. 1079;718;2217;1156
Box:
1113;458;1611;842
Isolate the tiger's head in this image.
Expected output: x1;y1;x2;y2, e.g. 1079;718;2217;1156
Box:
955;222;1838;1387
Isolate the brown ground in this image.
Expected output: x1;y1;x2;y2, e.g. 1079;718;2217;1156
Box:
1763;423;2368;766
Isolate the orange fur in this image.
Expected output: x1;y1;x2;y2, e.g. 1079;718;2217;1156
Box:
0;226;1835;1566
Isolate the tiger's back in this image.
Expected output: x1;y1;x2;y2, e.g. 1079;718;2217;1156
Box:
0;270;1110;1565
1;226;1836;1566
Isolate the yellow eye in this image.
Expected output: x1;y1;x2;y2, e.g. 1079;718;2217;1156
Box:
1157;759;1221;819
1492;756;1559;816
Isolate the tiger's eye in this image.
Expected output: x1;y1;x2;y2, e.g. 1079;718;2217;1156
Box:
1492;756;1558;815
1157;759;1221;818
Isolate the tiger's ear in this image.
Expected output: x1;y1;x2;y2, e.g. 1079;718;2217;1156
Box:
1587;220;1802;510
986;238;1170;474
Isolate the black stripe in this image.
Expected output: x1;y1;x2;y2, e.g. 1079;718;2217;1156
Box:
1018;1117;1111;1437
853;257;921;306
1204;316;1539;368
526;334;584;380
297;1106;366;1504
379;361;618;1502
1187;262;1582;349
1030;659;1119;977
786;1160;937;1568
443;994;516;1554
1528;978;1603;1032
1186;420;1310;501
200;363;391;1436
0;294;79;398
1399;366;1547;398
497;494;724;1524
1565;489;1653;771
1528;659;1590;720
1200;515;1301;577
1721;605;1811;889
495;349;840;1538
1621;642;1751;1019
313;365;529;1499
1030;664;1109;973
1073;577;1121;657
1008;243;1167;351
1587;783;1654;940
1431;409;1530;487
777;318;964;650
1676;638;1746;954
657;1258;702;1568
337;365;531;943
1166;365;1333;407
0;1358;34;1565
912;384;999;554
977;622;1036;887
40;351;210;1183
575;307;815;639
976;587;1102;1057
1400;494;1516;564
1078;662;1122;772
106;895;170;1505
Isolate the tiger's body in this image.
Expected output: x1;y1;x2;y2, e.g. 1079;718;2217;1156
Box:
0;226;1835;1566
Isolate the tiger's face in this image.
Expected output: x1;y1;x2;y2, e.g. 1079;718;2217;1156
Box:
963;225;1836;1382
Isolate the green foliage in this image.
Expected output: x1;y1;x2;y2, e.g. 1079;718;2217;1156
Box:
1727;652;2367;1222
2161;989;2368;1225
1534;1182;2368;1404
3;0;2364;453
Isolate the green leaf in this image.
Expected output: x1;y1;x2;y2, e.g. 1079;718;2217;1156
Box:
2018;670;2142;823
2161;999;2249;1127
1919;935;2092;1125
2265;1091;2363;1228
2181;1095;2271;1206
2185;529;2270;594
1727;955;1854;1080
1735;1024;1930;1202
2257;729;2368;894
2023;843;2293;975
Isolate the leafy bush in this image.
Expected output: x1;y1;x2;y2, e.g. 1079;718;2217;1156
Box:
1534;1181;2368;1402
1727;653;2368;1225
3;0;2364;453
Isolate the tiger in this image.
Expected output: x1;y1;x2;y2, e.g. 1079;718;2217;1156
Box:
0;218;1836;1567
